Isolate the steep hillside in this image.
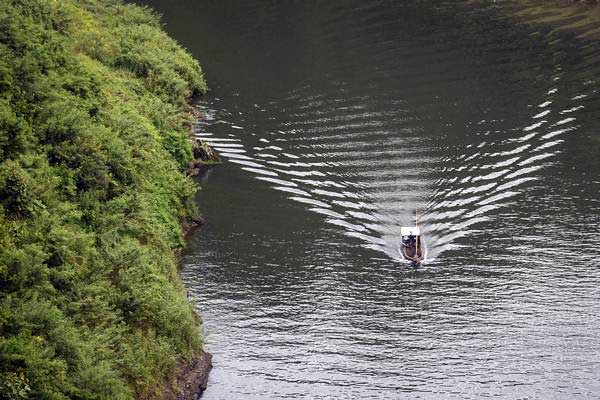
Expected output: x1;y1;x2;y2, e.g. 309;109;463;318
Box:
0;0;208;398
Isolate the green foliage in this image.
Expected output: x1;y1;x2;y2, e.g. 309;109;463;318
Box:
0;0;207;398
0;371;31;400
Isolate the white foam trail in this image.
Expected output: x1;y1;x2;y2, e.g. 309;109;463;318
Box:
514;132;537;142
196;76;583;265
428;209;465;220
523;121;545;131
518;152;555;166
309;207;346;219
346;211;379;222
331;200;368;210
463;152;481;162
477;191;518;206
500;144;530;156
465;203;500;217
216;148;246;154
491;156;520;169
200;138;240;142
342;191;363;199
447;216;489;232
461;182;497;194
292;179;347;188
560;105;584;114
472;168;511;182
228;159;266;168
533;140;563;151
504;165;543;180
344;231;387;245
533;110;551;119
255;177;298;187
211;143;244;148
242;167;278;176
289;196;330;208
430;195;482;209
267;161;329;168
552;117;575;126
326;218;368;232
541;126;574;140
220;152;254;160
273;186;312;197
312;189;346;198
274;169;327;177
495;177;537;192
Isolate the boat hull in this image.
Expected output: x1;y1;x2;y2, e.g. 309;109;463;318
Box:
399;244;425;263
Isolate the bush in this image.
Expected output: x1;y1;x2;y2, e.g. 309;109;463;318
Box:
0;0;207;398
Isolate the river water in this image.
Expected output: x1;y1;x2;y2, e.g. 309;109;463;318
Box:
136;1;600;397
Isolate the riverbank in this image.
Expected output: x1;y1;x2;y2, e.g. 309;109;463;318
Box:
0;0;213;398
157;350;212;400
469;0;600;39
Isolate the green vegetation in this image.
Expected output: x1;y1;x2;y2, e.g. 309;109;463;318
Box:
0;0;207;398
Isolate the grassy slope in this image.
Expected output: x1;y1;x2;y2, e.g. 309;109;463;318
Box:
0;0;207;398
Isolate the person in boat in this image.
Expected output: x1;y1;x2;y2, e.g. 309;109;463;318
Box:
402;232;419;258
402;234;416;247
400;226;423;262
401;234;417;258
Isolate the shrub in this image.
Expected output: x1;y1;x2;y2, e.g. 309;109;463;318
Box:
0;0;207;398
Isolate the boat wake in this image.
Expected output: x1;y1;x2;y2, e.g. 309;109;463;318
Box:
194;65;586;265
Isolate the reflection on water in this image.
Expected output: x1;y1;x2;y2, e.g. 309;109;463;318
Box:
139;0;600;398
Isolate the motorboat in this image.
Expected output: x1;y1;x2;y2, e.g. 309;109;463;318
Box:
399;226;425;265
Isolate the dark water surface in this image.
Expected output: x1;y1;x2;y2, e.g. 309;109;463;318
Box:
137;1;600;397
